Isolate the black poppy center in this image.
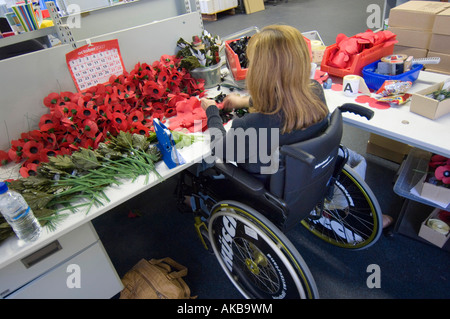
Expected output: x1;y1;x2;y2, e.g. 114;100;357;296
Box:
30;147;38;154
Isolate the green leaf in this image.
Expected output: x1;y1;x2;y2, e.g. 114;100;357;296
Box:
71;148;101;170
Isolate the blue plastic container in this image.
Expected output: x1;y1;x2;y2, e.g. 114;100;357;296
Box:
362;60;423;91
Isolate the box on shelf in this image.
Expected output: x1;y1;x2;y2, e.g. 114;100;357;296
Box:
418;207;450;248
393;45;428;58
415;173;450;207
366;133;411;164
243;0;265;14
410;81;450;119
199;0;237;14
425;51;450;75
387;27;431;49
432;7;450;36
199;0;217;14
388;1;450;31
428;34;450;54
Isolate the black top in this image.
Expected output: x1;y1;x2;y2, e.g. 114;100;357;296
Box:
205;80;329;175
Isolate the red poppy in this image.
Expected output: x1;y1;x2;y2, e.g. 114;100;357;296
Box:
128;110;144;125
111;112;128;132
19;163;39;178
23;154;42;166
160;54;177;67
429;155;450;168
39;114;61;132
22;140;44;158
131;123;150;136
43;92;61;108
41;132;58;149
144;81;165;100
40;148;58;162
435;165;450;184
60;91;75;103
78;106;98;121
82;119;99;139
157;68;170;87
58;133;75;148
164;107;177;118
0;150;9;166
116;82;136;100
8;139;25;162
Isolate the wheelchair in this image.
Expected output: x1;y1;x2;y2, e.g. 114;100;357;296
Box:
176;103;382;299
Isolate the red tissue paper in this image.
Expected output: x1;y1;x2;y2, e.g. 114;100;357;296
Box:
328;29;397;69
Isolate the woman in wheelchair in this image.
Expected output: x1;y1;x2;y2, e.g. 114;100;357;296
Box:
179;25;383;299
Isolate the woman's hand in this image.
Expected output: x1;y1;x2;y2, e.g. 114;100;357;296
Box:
201;98;217;111
223;93;250;111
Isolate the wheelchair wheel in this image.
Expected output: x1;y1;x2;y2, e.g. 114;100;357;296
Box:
208;201;319;299
301;164;382;250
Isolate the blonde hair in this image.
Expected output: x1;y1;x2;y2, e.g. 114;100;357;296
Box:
246;25;328;133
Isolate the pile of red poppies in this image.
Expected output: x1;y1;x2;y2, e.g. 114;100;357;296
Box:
0;54;206;177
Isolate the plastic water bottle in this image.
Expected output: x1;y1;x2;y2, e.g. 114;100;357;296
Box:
0;182;42;243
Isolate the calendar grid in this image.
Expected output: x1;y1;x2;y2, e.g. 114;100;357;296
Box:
66;40;126;92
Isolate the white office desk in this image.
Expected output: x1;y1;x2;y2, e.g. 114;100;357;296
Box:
0;138;209;298
324;71;450;158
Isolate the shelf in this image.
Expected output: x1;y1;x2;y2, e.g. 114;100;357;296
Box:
395;199;450;252
394;148;450;210
0;27;55;49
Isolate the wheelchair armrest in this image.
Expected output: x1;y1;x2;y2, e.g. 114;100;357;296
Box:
214;162;266;194
280;145;315;166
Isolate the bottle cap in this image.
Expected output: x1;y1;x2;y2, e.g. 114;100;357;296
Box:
0;182;8;194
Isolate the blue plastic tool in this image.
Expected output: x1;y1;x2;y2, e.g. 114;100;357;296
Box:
153;119;185;169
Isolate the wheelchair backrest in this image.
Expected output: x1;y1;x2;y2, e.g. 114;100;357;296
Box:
270;109;343;231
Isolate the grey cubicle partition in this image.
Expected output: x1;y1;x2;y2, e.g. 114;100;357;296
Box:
0;11;204;151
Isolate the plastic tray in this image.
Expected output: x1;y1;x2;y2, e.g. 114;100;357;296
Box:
320;39;395;77
225;38;248;81
362;60;423;90
394;148;450;210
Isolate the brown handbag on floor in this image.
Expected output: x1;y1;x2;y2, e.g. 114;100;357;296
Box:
120;257;196;299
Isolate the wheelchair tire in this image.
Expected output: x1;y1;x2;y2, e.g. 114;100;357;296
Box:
301;164;382;250
208;200;319;299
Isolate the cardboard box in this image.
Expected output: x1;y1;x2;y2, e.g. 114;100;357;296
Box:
426;51;450;75
199;0;218;14
393;45;428;58
429;33;450;54
388;27;431;49
432;8;450;35
366;134;411;164
389;1;450;31
243;0;265;14
410;81;450;119
418;208;450;248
